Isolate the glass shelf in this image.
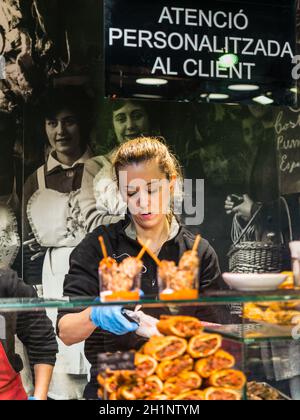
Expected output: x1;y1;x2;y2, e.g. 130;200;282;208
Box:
205;323;300;343
1;291;300;343
1;289;300;311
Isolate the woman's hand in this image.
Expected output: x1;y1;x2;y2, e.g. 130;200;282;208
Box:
225;194;254;222
59;306;138;345
23;234;47;261
90;306;139;335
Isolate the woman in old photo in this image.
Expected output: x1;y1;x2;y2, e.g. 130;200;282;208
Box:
23;87;93;400
79;99;159;232
225;105;300;400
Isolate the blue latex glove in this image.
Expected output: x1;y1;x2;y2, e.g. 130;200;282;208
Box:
28;397;38;400
90;306;139;335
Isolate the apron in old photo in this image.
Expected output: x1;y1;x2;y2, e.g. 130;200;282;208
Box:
27;166;90;399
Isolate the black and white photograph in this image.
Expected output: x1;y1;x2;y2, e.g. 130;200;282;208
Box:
0;0;300;404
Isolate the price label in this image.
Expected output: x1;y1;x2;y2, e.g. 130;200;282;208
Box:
98;351;135;373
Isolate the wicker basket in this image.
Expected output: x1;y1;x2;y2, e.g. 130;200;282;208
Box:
228;241;288;273
228;199;292;274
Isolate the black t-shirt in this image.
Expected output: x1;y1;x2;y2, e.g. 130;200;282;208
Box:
0;269;58;372
57;217;223;399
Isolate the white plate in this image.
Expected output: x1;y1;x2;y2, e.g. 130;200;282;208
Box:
222;273;288;292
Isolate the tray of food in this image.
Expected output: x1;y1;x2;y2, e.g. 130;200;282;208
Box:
247;382;291;401
243;301;300;335
97;316;247;401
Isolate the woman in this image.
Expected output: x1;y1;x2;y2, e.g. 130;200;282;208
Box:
23;87;93;400
224;105;284;243
23;87;94;285
58;137;222;400
79;99;158;232
225;106;300;399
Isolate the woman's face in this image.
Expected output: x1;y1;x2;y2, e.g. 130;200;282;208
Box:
113;102;150;144
118;158;175;231
45;109;82;157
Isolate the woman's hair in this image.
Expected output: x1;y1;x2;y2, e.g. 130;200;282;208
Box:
111;99;150;117
112;137;183;222
41;87;93;148
104;99;161;151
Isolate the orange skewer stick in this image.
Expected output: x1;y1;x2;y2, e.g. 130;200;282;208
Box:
136;239;151;261
98;236;108;260
192;234;202;254
138;239;162;268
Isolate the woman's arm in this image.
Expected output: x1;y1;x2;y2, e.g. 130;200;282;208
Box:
58;308;96;346
33;364;54;400
56;230;103;343
79;157;124;232
8;270;58;400
199;240;223;290
58;306;139;346
80;158;107;232
57;230;138;345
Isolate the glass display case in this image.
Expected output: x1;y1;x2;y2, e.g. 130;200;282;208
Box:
1;289;300;400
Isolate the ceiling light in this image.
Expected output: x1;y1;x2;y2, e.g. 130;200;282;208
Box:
136;78;168;86
218;53;239;69
208;93;230;100
252;95;274;105
228;84;260;92
133;94;163;99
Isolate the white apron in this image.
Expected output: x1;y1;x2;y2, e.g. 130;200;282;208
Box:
27;166;90;396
